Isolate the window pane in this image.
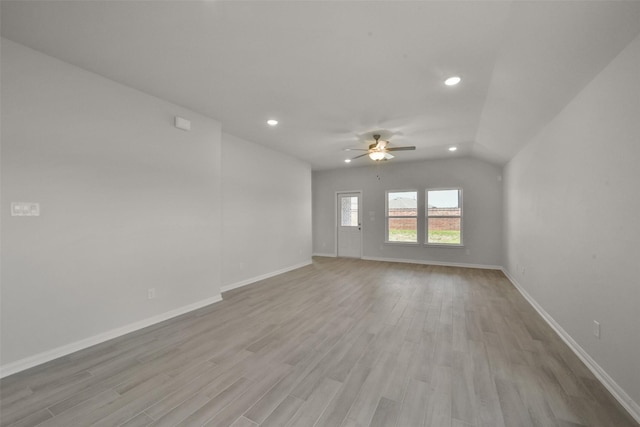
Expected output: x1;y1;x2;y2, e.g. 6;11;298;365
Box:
427;189;460;217
341;196;358;226
427;217;461;244
388;218;417;242
388;191;417;217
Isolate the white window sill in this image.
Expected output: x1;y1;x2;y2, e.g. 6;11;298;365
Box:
384;241;419;246
383;241;465;248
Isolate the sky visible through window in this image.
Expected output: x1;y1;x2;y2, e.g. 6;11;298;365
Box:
389;190;458;207
390;192;417;201
428;189;459;208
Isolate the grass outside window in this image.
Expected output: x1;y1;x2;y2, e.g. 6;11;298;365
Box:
388;229;418;242
427;230;461;245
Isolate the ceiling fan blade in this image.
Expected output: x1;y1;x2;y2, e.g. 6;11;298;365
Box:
344;148;369;151
386;146;416;151
350;153;370;160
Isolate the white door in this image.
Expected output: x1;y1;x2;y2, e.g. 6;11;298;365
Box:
337;192;362;258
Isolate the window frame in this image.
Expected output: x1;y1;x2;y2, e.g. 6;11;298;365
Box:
425;188;463;246
385;189;419;244
339;194;360;227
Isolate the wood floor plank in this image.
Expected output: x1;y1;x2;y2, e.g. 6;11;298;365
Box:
201;364;292;427
381;340;415;403
513;364;560;427
396;378;428;427
34;390;121;427
285;377;342;427
4;408;52;427
315;364;371;427
0;258;635;427
259;394;304;427
86;374;175;427
495;377;534;427
120;412;153;427
369;397;399;427
143;362;223;420
175;377;252;426
468;340;505;427
451;351;476;425
229;416;257;427
347;352;398;426
242;363;309;424
146;393;210;427
424;365;453;427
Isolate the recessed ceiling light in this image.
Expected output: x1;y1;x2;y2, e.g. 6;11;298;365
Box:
267;119;278;126
344;159;352;163
449;146;457;152
445;76;461;86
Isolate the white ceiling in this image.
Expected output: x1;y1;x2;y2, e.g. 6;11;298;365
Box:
2;1;640;170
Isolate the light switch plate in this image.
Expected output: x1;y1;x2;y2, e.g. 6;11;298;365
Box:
174;116;191;131
593;320;601;339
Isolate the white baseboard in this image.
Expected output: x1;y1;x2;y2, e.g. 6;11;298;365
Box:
362;256;501;270
312;252;336;257
501;268;640;424
220;260;312;293
0;294;223;379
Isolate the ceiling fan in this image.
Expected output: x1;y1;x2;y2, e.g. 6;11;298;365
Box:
346;134;416;162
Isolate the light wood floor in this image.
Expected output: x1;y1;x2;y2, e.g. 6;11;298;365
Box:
1;257;636;427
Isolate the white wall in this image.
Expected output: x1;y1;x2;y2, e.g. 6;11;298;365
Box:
313;157;503;267
1;39;223;370
221;133;312;291
504;34;640;413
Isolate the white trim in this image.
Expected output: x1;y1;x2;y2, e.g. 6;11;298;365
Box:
386;189;419;244
502;268;640;424
426;187;463;246
0;294;223;379
312;252;336;257
362;256;501;270
220;260;312;293
383;242;420;247
336;190;363;259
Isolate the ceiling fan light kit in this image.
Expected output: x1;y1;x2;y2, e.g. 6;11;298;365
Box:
369;151;386;161
349;134;415;163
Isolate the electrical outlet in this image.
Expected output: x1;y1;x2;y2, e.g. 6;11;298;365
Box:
147;288;156;299
593;320;600;339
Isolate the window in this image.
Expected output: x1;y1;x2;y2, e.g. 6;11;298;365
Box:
426;189;462;245
340;196;359;226
386;191;418;243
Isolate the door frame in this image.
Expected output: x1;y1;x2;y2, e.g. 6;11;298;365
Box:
335;190;363;258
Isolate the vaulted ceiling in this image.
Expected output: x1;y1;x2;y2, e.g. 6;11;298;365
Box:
2;1;640;170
